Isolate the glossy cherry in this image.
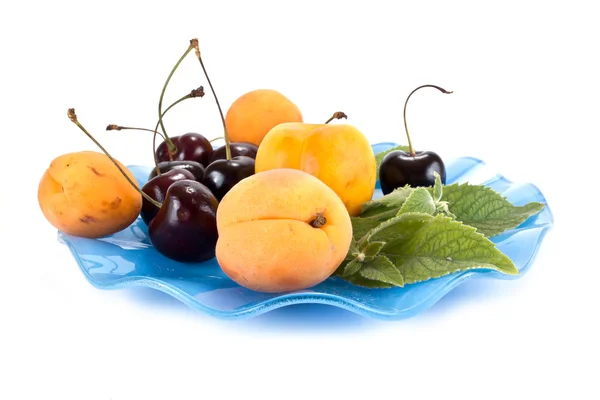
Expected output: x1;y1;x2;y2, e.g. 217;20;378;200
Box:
209;142;258;163
148;160;205;182
202;156;255;200
380;151;446;194
148;180;219;263
379;84;452;195
141;169;196;225
155;132;213;167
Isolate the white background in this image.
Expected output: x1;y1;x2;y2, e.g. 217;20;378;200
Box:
2;0;598;399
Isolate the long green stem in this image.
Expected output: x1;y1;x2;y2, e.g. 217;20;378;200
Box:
67;109;162;209
106;125;167;142
152;89;203;173
191;39;231;160
158;44;195;154
403;85;453;156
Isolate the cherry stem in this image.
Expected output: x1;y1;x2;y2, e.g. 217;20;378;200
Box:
209;137;224;143
152;86;205;174
191;39;231;161
403;85;453;156
67;109;163;209
158;43;195;155
325;111;348;124
106;125;167;142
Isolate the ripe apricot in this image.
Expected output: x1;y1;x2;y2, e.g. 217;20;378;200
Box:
224;89;303;146
215;169;352;293
255;122;376;217
38;151;142;238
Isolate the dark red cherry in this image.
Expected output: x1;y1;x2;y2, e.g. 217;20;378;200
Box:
379;84;452;195
148;160;205;182
141;169;195;225
202;156;255;200
156;133;213;167
148;180;219;263
209;142;258;163
379;150;446;194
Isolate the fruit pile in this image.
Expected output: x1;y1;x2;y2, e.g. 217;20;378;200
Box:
38;39;545;294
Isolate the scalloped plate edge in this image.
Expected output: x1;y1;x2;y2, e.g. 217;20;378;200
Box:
59;226;553;321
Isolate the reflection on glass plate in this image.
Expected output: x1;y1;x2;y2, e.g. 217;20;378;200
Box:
58;143;554;320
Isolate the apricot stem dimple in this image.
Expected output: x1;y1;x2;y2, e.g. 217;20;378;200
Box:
67;108;163;209
191;39;232;161
309;212;327;228
403;85;453;156
325;111;348;124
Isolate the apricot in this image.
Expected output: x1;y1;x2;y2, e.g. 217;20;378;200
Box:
215;169;352;293
255;122;376;217
224;89;303;146
38;151;142;238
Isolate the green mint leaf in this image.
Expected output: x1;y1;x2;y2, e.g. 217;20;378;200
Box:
334;260;349;276
360;186;413;220
368;212;434;248
359;256;405;287
432;171;443;203
343;259;363;277
348;238;360;255
440;182;546;237
436;201;456;219
398;187;436;215
375;145;410;171
361;241;386;260
351;217;382;241
334;258;398;288
342;274;394;289
379;214;518;284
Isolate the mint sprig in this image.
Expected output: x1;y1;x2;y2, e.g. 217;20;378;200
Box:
335;159;546;288
336;212;518;288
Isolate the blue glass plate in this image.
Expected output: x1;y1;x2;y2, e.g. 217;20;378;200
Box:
57;143;554;320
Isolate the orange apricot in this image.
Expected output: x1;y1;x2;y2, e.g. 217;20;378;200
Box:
38;151;142;238
255;122;376;217
224;89;303;146
215;168;352;293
